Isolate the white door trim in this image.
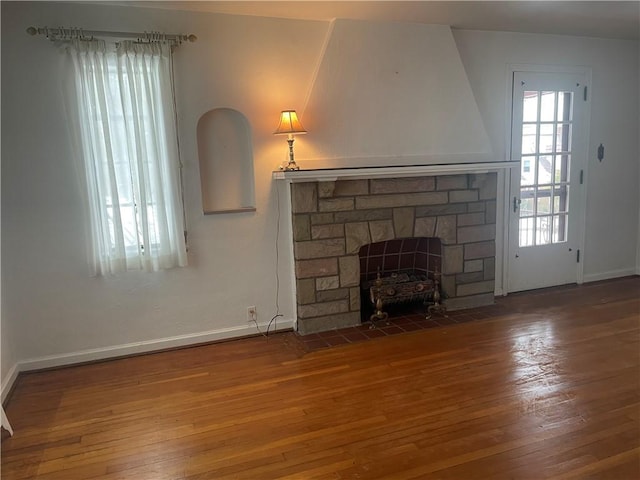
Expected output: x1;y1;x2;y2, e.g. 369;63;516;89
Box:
503;64;592;293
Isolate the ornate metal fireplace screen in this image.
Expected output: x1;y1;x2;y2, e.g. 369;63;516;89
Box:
359;237;447;326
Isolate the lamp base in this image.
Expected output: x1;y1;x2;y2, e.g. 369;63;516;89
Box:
282;161;300;171
280;137;300;171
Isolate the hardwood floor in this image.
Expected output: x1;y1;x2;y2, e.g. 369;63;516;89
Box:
2;277;639;479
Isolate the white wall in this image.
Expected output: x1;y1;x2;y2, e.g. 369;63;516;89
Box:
637;43;640;276
453;29;639;282
2;2;638;393
1;2;328;387
300;19;492;167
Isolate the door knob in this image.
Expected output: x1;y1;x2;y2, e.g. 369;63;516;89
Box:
513;196;522;213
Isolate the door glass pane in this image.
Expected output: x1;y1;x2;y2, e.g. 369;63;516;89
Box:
536;216;552;245
555;124;572;153
523;92;539;122
521;157;535;186
520;187;535;217
557;92;573;121
537;186;552;214
553;185;569;213
539;124;554;154
554;154;570;183
519;217;534;247
553;214;567;242
521;124;538;154
540;91;556;121
537;156;553;185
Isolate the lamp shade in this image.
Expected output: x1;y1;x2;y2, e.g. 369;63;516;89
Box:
274;110;307;135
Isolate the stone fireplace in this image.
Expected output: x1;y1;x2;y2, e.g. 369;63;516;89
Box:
287;172;498;335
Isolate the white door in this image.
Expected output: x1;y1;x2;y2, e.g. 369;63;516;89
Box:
508;71;588;292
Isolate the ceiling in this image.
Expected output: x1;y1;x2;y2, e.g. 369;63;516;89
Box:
103;1;640;40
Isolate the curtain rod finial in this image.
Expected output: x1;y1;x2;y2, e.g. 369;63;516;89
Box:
187;34;197;42
26;26;38;36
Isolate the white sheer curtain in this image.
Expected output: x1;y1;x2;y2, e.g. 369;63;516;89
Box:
66;39;187;274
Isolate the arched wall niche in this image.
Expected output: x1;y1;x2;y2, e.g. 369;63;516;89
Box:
197;108;256;214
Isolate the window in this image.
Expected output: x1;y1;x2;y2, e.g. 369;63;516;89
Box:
67;39;187;274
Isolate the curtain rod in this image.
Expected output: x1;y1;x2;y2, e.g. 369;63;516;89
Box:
26;26;197;44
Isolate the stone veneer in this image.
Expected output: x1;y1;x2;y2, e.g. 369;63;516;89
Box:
291;174;497;335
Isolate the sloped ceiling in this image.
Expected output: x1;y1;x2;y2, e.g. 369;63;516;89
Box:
99;1;640;40
84;0;638;167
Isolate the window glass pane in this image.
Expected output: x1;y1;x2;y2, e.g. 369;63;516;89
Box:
554;154;570;183
520;187;535;217
118;205;140;249
536;216;552;245
519;217;534;247
523;91;539;122
540;91;556;122
106;207;116;246
521;124;538;155
537;155;553;185
113;162;134;202
146;205;160;248
537;186;552;215
553;214;567;242
538;124;554;154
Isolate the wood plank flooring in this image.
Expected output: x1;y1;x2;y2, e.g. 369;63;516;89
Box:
2;277;639;479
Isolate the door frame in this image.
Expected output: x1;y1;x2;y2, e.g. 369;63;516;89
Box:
502;64;592;294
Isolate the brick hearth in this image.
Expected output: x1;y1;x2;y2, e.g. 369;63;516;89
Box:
290;173;497;335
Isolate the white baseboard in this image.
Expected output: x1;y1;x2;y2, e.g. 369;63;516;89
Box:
1;319;294;402
1;363;19;404
583;268;638;284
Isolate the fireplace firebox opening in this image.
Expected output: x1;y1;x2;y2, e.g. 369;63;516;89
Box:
359;237;443;324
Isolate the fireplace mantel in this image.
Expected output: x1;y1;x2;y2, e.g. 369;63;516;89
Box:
273;162;518;183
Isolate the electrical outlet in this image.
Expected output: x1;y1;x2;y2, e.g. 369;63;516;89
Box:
247;306;257;323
